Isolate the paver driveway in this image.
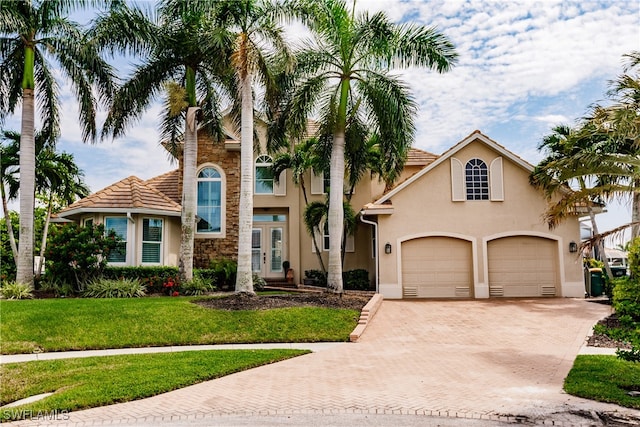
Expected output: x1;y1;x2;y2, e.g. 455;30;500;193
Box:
8;298;640;426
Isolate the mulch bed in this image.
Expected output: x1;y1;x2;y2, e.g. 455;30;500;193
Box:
587;313;634;349
194;292;372;311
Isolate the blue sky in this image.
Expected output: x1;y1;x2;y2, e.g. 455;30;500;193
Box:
4;0;640;243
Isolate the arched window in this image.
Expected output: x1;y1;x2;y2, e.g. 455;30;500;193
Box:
197;167;222;233
465;158;489;200
255;155;274;194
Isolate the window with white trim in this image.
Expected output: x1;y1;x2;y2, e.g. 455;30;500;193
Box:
142;218;163;264
197;167;222;233
255;155;274;194
465;158;489;200
105;217;127;263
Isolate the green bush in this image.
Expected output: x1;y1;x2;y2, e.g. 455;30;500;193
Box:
103;266;179;294
343;269;370;290
0;282;33;299
304;269;327;286
181;276;214;296
613;277;640;322
210;259;237;290
45;223;121;291
253;274;266;291
82;278;146;298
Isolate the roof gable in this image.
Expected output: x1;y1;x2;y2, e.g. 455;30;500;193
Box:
58;174;181;218
376;130;534;204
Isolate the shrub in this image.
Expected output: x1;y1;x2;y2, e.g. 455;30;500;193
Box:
181;276;214;296
210;259;237;290
103;266;179;294
82;278;146;298
343;269;370;290
253;274;266;291
0;282;33;299
45;223;121;291
304;269;327;287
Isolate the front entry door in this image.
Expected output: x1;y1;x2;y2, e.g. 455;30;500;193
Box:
252;215;287;278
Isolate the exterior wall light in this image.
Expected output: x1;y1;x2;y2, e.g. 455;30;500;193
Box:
569;241;578;253
385;243;392;254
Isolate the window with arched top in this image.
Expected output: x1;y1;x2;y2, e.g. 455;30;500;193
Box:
255;155;274;194
197;167;223;233
465;158;489;200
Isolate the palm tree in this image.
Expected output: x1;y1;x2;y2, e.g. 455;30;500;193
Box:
0;130;89;278
98;0;233;282
210;0;293;294
530;124;614;278
272;138;327;272
283;0;458;292
0;0;115;287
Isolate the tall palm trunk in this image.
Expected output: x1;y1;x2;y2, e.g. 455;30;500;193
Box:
35;191;54;279
179;106;199;283
16;88;35;287
1;183;18;261
632;179;640;239
326;80;350;293
235;73;255;294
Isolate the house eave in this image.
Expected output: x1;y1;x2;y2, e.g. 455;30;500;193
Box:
360;204;394;215
57;207;182;219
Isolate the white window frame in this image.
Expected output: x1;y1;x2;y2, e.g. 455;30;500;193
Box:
255;155;274;195
465;158;489;201
141;217;163;265
105;216;128;265
196;164;226;237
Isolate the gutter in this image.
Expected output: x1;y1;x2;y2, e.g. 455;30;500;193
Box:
359;211;379;293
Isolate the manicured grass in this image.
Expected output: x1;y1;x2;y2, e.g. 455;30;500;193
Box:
564;355;640;409
0;349;308;422
0;297;360;354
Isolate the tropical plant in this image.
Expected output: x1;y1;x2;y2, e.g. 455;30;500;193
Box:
45;223;121;292
97;0;233;283
283;0;457;292
0;281;33;299
207;0;293;294
83;277;146;298
181;275;214;296
0;0;116;287
530;124;614;278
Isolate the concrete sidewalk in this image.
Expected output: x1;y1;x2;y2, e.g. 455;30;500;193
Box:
5;298;639;427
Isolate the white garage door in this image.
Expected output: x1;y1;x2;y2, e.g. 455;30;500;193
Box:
488;236;558;297
401;237;473;298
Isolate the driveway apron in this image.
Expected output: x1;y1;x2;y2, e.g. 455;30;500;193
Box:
7;298;640;426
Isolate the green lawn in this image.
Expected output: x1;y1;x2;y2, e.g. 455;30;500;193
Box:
564;355;640;409
0;297;360;354
0;349;308;422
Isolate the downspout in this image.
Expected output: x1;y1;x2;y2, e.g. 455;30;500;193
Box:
359;211;379;293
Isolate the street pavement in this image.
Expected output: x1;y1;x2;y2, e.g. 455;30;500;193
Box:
5;298;640;426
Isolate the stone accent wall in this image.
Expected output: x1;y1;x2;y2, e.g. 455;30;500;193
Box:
177;130;241;269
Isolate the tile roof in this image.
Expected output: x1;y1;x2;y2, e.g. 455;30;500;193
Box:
406;147;439;166
145;169;181;204
58;175;181;217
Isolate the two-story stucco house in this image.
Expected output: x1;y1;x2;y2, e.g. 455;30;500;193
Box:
56;123;587;299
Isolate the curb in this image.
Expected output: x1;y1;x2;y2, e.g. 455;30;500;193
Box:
349;293;384;342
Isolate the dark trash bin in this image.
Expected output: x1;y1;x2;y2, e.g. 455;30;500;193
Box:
589;268;603;297
610;266;628;277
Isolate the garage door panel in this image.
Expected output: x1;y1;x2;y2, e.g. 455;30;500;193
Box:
402;237;473;298
488;237;558;297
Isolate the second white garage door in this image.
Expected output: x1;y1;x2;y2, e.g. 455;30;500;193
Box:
488;236;559;297
401;237;473;298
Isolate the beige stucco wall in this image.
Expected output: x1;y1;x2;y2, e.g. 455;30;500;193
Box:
376;139;584;299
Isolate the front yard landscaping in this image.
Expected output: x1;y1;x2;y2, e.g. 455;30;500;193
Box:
0;294;366;354
0;349;308;422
